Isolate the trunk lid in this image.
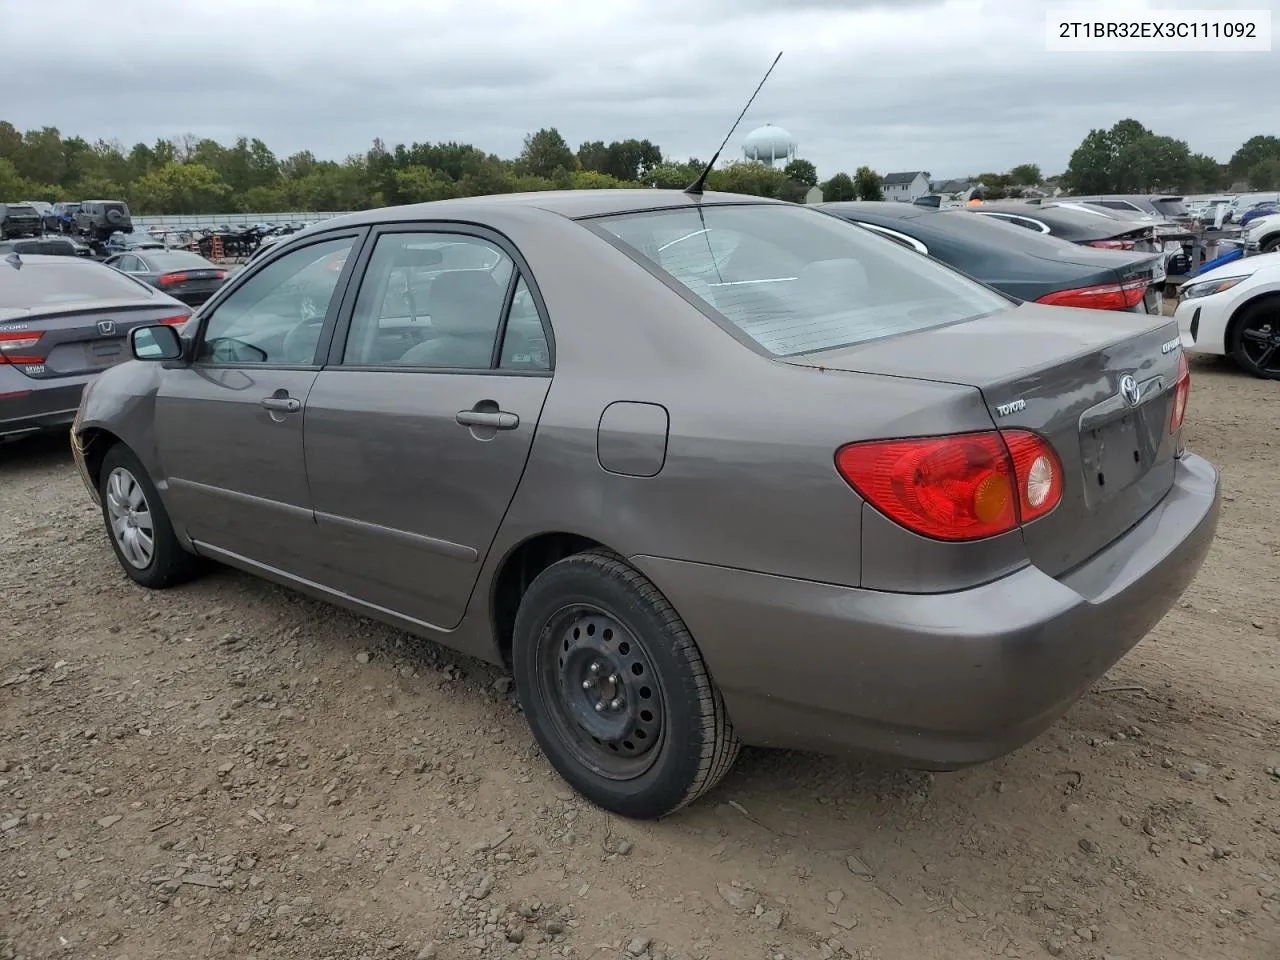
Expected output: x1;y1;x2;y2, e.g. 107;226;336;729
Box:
795;303;1184;576
0;300;188;379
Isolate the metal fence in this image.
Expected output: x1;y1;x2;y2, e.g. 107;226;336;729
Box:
133;211;351;229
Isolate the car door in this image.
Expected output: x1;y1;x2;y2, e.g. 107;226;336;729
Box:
152;231;364;573
302;225;553;629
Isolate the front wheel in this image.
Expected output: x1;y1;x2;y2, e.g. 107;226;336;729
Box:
512;550;739;819
99;444;204;588
1229;297;1280;380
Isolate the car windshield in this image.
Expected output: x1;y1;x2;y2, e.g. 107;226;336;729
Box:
6;205;38;216
0;260;153;308
594;204;1009;357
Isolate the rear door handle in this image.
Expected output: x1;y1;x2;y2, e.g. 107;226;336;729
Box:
456;409;519;430
260;396;301;413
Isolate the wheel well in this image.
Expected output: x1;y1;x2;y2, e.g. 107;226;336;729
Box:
491;532;604;666
75;427;122;490
1224;291;1280;353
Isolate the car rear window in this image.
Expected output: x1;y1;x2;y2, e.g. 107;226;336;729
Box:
147;251;214;269
1151;197;1188;218
0;260;154;308
6;205;38;217
593;204;1009;356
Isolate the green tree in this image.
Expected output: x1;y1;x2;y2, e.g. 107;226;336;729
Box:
783;158;818;187
394;165;457;203
1008;163;1042;185
571;170;629;189
603;139;662;181
132;162;232;214
1113;134;1190;192
576;140;609;173
1249;158;1280;190
15;127;65;184
1229;135;1280;180
0;157;55;200
1184;153;1228;193
853;166;883;200
822;172;857;202
1064;129;1115;193
519;128;575;178
0;121;22;161
646;160;702;189
707;161;787;197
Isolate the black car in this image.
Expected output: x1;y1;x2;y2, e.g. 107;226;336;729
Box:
821;202;1166;313
0;203;43;239
0;236;84;257
103;249;229;305
967;202;1158;250
0;255;191;442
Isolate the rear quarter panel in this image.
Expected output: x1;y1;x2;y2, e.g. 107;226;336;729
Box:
457;206;1006;648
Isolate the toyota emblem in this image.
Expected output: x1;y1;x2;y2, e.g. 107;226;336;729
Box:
1119;374;1140;407
97;320;116;336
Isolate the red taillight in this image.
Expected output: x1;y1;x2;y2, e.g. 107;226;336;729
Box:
835;429;1063;542
0;329;45;365
1170;351;1190;433
1035;279;1147;311
215;271;226;280
158;272;190;285
1087;239;1136;251
158;315;191;326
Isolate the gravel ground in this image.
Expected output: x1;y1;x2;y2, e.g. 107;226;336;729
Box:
1;354;1277;960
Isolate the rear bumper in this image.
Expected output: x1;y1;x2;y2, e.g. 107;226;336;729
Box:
632;452;1220;768
1;367;94;440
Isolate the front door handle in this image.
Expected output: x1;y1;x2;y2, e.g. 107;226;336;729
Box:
456;409;518;430
260;396;301;413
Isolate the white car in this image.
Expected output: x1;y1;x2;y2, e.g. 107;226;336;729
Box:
1175;252;1280;379
1247;213;1280;254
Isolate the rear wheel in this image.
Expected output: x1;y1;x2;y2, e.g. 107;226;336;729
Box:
1229;297;1280;380
512;550;739;819
99;444;204;588
1261;236;1280;255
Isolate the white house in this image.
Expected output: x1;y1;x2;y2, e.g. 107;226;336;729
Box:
883;171;931;202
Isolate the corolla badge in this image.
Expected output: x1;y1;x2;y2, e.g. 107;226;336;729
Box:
1119;374;1140;407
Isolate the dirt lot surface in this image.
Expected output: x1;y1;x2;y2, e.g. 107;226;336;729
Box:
1;356;1277;960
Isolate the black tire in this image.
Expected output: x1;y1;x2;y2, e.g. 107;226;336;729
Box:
512;549;739;819
1262;236;1280;255
1228;296;1280;380
98;443;204;588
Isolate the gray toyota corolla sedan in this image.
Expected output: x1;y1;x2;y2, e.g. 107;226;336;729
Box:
70;189;1220;819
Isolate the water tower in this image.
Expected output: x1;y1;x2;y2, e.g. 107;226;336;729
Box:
742;124;797;167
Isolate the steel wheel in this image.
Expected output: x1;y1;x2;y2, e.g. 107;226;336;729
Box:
536;604;666;781
105;466;155;569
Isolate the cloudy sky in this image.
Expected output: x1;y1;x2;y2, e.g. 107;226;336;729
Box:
3;0;1276;179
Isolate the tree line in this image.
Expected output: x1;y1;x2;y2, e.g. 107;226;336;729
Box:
1062;119;1280;195
0;122;890;215
2;117;1276;217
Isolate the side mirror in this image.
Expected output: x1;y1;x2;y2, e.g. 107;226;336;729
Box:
130;324;183;361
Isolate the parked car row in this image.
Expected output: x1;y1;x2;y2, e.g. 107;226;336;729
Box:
58;187;1219;819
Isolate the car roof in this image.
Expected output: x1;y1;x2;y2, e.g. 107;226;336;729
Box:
322;189;784;231
820;201;932;222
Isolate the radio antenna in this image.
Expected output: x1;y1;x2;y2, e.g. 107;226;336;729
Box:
684;50;783;196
